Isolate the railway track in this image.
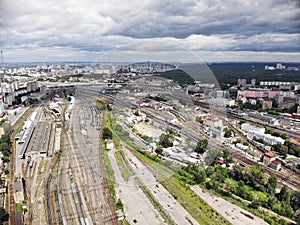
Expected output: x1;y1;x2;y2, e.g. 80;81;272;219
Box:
76;86;300;190
9;133;17;225
59;93;118;224
45;174;55;225
98;110;119;225
193;100;299;140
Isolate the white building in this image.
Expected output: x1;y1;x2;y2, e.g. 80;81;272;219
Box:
0;94;4;115
106;139;114;150
247;131;285;146
241;123;265;134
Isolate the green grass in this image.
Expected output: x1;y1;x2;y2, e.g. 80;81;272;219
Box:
38;160;49;175
213;191;293;225
105;111;120;150
12;107;35;138
16;203;24;212
114;150;134;181
162;177;231;225
102;142;116;201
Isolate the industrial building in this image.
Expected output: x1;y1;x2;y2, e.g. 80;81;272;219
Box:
24;121;52;158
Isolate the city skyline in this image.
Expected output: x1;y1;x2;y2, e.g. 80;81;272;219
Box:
0;0;299;62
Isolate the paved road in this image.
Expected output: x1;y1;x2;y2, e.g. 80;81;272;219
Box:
108;149;165;225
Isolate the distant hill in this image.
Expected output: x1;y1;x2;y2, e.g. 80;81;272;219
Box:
129;61;176;68
155;69;194;86
155;62;300;89
208;62;300;87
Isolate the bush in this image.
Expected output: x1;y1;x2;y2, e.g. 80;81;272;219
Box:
102;127;112;140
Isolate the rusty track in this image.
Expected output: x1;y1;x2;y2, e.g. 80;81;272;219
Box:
98;110;119;225
9;136;16;225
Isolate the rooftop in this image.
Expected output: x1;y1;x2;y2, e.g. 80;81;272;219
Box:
26;121;51;155
271;160;282;165
264;152;276;158
290;139;300;147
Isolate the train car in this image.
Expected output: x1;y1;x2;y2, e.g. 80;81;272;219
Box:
80;217;85;225
84;217;91;225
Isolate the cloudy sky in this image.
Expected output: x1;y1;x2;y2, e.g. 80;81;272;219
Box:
0;0;299;62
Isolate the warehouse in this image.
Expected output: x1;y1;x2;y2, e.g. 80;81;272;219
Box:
25;121;52;159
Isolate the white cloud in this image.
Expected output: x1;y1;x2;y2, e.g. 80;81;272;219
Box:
0;0;299;62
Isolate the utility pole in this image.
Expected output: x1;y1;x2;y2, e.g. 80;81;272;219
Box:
0;50;3;69
0;50;3;81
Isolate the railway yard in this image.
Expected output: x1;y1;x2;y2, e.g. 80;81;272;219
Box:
7;83;300;225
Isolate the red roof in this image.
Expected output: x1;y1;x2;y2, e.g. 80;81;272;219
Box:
290;139;300;147
133;99;143;105
264;152;276;158
206;116;218;121
217;159;225;165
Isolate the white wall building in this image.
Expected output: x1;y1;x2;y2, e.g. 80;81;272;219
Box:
241;123;265;134
0;94;4;115
247;131;285;146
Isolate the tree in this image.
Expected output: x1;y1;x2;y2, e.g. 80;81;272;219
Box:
195;139;208;154
266;173;278;195
194;168;207;184
102;127;112;140
223;149;233;164
166;128;179;136
155;145;163;155
267;195;278;209
196;116;203;124
278;185;291;203
249;199;260;209
0;143;10;156
158;134;173;148
236;180;247;198
223;127;232;138
115;199;124;211
0;207;9;224
3;168;9;175
290;191;300;212
1;156;9;163
224;178;238;194
281;146;288;159
0;135;10;144
233;164;244;180
205;166;215;177
296;215;300;225
246;163;267;192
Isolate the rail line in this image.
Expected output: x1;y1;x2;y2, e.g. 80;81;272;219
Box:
77;85;300;190
58;92;119;225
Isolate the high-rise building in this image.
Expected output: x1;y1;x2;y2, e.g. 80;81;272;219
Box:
278;92;284;104
251;79;256;87
0;94;4;115
262;100;273;111
237;79;247;87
